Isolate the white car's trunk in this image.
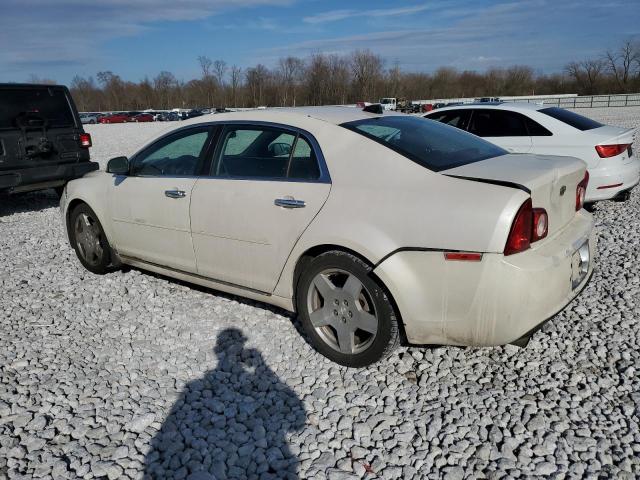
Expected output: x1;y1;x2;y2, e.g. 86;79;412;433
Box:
443;153;586;236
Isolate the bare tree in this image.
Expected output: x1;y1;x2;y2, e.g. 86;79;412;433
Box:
245;64;269;107
230;65;242;108
350;50;384;101
278;56;305;106
213;60;228;105
604;40;639;92
567;59;606;95
198;56;213;78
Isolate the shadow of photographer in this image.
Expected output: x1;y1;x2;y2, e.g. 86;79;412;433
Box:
144;327;306;480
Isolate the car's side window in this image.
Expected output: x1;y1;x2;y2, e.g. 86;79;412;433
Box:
213;125;321;181
468;110;529;137
426;110;471;129
288;137;320;180
524;117;553;136
132;128;210;176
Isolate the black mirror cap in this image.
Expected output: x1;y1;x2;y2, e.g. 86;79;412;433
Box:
106;156;129;175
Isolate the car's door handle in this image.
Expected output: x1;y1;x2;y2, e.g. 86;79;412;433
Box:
274;197;306;208
165;189;186;199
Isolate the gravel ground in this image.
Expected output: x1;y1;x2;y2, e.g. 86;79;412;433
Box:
1;108;639;479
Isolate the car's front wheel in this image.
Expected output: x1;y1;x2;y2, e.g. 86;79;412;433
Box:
296;251;400;367
69;203;112;274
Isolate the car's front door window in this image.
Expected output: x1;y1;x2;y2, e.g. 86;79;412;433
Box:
213;126;319;180
132;128;210;176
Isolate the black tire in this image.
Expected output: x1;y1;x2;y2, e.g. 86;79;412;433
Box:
69;203;112;274
296;251;400;367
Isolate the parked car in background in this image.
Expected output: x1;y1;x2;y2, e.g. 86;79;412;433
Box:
61;107;594;367
157;112;181;121
132;113;154;122
0;83;96;195
80;112;100;124
186;109;204;119
425;102;639;203
99;113;131;124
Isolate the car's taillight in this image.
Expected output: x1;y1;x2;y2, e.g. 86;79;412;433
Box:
595;144;630;158
531;208;548;242
504;199;533;256
576;171;589;211
79;133;92;148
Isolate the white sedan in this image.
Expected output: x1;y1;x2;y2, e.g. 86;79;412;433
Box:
60;107;595;367
424;102;639;203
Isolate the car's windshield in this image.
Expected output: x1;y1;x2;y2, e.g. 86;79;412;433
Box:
342;115;507;172
0;87;75;129
380;98;394;104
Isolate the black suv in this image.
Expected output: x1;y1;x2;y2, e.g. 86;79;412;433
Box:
0;84;98;195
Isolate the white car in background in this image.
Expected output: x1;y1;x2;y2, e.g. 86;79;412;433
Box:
425;102;639;203
60;108;594;367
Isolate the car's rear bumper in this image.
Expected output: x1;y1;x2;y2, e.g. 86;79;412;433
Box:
0;162;99;193
586;157;639;202
373;210;595;346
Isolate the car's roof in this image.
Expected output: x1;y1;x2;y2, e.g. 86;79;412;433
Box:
427;102;546;114
180;106;397;128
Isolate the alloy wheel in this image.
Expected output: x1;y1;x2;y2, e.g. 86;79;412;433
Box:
306;268;378;355
74;213;104;267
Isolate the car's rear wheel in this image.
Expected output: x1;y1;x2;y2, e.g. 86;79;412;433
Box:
69;203;112;274
296;251;399;367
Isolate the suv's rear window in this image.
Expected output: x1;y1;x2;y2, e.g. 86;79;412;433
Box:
539;107;602;131
342;115;507;172
0;87;75;129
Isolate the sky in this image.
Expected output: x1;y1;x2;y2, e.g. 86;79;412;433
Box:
1;0;639;84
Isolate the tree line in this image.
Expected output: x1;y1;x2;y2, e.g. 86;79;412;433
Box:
61;40;640;112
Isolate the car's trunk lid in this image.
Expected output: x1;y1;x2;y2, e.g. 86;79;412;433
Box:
443;153;586;236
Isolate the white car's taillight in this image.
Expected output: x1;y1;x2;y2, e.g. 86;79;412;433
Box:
504;199;548;256
595;144;631;158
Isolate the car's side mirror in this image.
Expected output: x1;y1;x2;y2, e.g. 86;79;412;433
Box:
268;142;292;156
106;156;130;175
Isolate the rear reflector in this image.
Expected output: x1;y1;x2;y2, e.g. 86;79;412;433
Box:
596;183;623;190
504;199;533;256
444;252;482;261
595;144;630;158
79;133;92;148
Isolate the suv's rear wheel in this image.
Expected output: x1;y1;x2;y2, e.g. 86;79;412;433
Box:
69;203;112;274
296;251;399;367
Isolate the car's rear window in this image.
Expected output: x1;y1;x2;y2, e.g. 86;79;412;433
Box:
0;87;75;129
539;107;602;131
342;115;507;172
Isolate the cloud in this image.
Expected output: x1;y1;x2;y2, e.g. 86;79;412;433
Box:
303;4;431;24
266;0;637;73
0;0;293;78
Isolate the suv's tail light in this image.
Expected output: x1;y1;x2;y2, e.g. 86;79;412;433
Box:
504;199;549;256
576;171;589;211
595;144;630;158
79;133;92;148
